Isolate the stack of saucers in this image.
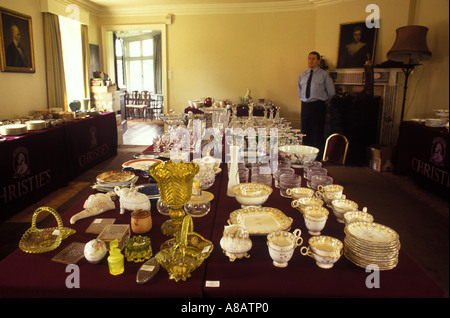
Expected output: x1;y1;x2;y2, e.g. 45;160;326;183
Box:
344;221;400;270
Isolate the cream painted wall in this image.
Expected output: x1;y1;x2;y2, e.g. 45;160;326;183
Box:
0;0;47;120
1;0;448;129
408;0;449;119
167;11;315;125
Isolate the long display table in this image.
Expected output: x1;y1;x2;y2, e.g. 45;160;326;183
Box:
0;112;118;221
0;152;446;301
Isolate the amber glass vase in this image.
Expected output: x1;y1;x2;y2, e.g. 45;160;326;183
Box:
149;160;199;236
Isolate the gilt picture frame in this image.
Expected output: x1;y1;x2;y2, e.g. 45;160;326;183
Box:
0;6;35;73
337;21;378;69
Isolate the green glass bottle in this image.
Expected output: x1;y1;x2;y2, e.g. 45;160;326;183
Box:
108;239;124;275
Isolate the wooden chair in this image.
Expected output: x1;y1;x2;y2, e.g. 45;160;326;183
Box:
126;90;145;119
140;90;154;120
322;133;349;165
147;94;163;121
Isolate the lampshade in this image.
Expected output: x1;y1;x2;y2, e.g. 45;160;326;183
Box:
387;25;432;64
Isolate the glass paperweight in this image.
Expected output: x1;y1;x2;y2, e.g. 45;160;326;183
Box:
124;235;153;263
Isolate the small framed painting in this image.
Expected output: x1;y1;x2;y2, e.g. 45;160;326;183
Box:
0;6;35;73
337;21;378;69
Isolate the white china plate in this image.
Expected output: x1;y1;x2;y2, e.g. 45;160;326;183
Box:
345;222;399;244
228;206;293;235
122;158;162;171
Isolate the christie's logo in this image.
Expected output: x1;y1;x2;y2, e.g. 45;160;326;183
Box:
430;137;446;167
78;126;109;167
13;147;30;179
90;126;98;148
1;147;52;206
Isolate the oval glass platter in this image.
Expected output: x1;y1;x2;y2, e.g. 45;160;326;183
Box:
228;206;293;235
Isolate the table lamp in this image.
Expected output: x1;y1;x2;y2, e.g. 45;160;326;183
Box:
387;25;432;122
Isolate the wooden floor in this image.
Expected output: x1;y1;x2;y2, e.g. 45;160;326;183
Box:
122;118;164;146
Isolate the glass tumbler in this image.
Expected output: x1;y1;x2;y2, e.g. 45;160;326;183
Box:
306;168;328;187
310;175;333;190
303;161;322;179
251;173;272;187
273;168;295;188
279;173;301;198
238;167;249;183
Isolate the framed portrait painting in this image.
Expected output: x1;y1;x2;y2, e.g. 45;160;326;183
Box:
337;21;378;69
0;7;35;73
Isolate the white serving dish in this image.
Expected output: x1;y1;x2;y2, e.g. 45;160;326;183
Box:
231;182;272;207
278;145;319;168
228;206;293;235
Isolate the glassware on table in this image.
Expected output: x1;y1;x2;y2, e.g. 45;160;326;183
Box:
184;178;212;218
303;161;323;179
149;160;199;237
238;167;249;183
159;111;187;152
251;173;272;187
310;175;333;190
279;173;301;198
306;167;328;187
155;215;213;282
273;168;295;188
124;235;153;263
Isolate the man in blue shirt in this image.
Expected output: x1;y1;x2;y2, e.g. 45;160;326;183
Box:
298;51;335;158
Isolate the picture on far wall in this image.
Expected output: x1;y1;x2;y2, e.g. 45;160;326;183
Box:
337;21;378;69
0;6;35;73
89;44;100;79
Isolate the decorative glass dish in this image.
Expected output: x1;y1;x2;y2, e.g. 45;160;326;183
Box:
19;206;76;253
156;215;213;282
124;235;153;262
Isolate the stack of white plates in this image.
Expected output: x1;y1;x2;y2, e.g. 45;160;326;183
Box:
26;120;47;131
0;124;28;136
425;118;448;128
92;170;138;192
344;221;400;270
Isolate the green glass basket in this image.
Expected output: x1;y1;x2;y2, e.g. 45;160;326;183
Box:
19;207;76;254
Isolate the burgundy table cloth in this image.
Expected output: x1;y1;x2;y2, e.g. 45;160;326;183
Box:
394;121;449;199
0;150;447;298
0;113;118;221
202;166;448;298
64;112;118;179
0;157;222;298
0;124;68;221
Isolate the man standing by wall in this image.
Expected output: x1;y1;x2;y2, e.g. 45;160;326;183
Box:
298;51;335;158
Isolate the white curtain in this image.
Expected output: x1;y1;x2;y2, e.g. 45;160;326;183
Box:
81;24;90;99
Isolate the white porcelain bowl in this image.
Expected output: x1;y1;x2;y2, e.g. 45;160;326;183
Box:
331;199;358;222
278;145;319;167
231;183;273;207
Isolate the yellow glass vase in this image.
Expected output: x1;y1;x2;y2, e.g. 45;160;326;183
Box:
149;160;199;236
